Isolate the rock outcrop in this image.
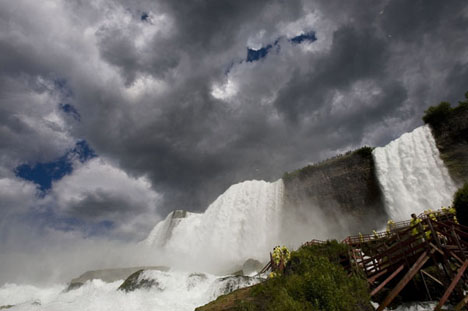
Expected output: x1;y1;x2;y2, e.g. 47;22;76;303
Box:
241;259;264;276
66;266;168;291
117;269;163;292
282;147;387;236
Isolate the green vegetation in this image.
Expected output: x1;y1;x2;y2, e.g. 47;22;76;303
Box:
282;146;374;183
453;183;468;226
197;241;371;311
422;101;452;126
422;92;468;127
354;146;374;158
424;92;468;184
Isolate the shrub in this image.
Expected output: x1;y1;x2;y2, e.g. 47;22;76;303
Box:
422;92;468;127
422;101;452;126
453;183;468;226
355;146;374;158
243;241;371;311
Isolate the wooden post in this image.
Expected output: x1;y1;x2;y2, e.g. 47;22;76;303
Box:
419;270;432;301
434;260;468;311
368;269;388;284
376;251;432;311
428;219;441;247
454;295;468;311
452;226;467;261
397;231;411;269
431;221;454;283
370;264;404;296
420;269;444;287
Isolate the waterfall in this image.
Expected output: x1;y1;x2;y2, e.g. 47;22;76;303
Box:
144;179;284;270
144;210;195;247
373;125;457;221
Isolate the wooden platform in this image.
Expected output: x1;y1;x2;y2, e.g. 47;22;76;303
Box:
340;211;468;310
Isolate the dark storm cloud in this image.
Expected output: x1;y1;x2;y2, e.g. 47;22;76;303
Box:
68;0;468;215
274;25;390;122
1;0;468;235
379;0;447;42
67;190;145;219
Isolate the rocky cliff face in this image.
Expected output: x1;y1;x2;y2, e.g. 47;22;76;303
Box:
282;148;387;237
429;107;468;186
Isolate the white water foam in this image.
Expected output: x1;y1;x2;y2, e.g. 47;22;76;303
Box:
0;270;262;311
373;125;457;221
143;179;284;271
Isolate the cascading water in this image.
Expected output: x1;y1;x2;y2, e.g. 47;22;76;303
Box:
372;125;457;221
0;270;262;311
144;179;284;271
144;210;194;247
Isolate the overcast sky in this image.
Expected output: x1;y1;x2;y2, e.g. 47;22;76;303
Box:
1;0;468;244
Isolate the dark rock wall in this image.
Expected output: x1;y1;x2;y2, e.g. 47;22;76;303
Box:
429;108;468;186
282;148;387;236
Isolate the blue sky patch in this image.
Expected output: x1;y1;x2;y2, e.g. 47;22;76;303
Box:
74;140;97;162
16;157;73;192
141;12;149;21
246;39;281;62
247;45;273;62
15;140;96;192
245;32;315;62
290;32;317;44
60;103;80;121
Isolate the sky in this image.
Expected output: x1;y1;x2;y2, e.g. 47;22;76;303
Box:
1;0;468;259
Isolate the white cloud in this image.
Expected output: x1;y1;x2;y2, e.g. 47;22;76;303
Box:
50;158;161;238
0;177;37;217
0;76;75;168
211;78;239;100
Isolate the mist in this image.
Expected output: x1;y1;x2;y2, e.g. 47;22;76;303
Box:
0;224;163;286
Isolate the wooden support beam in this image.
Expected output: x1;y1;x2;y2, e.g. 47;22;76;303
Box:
449;250;464;265
420;270;432;301
452;226;468;261
420;269;444;287
434;260;468;311
370;264;404;296
429;242;444;255
454;295;468;311
376;251;432;311
368;269;388;284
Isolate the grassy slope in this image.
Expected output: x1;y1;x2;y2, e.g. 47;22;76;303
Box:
196;241;372;311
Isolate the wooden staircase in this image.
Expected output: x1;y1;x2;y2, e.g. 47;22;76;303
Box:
340;212;468;310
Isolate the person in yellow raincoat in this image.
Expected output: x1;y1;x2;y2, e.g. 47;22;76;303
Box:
410;213;422;236
373;230;379;239
269;246;290;278
272;246;282;266
386;220;395;235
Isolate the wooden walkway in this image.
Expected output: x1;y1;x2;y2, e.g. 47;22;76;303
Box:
259;210;467;309
340;211;468;310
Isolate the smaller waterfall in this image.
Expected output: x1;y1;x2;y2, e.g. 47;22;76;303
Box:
144;210;195;247
144;179;284;270
373;125;457;221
